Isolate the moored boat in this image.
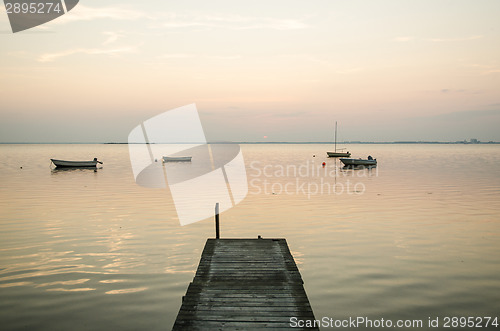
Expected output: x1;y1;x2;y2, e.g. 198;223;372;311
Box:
340;156;377;167
162;156;192;162
327;151;351;157
51;158;102;168
327;121;351;157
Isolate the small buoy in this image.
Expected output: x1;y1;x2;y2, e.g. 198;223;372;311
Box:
155;158;157;162
313;154;316;157
20;166;22;169
322;162;326;167
258;235;262;239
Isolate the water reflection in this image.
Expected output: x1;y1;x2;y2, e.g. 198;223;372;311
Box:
1;144;499;330
51;167;101;174
105;287;148;295
36;279;90;287
0;281;33;288
46;287;96;292
341;164;377;170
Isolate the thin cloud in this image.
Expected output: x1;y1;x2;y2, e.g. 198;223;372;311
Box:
413;109;500;121
36;5;309;32
335;67;364;74
440;89;467;94
428;35;483;42
462;63;500;75
307;56;331;67
157;53;196;59
209;55;241;60
392;35;483;43
38;46;136;62
393;36;414;42
237;19;308;30
482;69;500;75
46;5;152;26
102;31;124;45
161;22;210;28
270;111;310;118
157;54;241;60
158;14;310;30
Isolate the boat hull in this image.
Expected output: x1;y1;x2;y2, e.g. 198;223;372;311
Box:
51;159;98;167
163;156;192;162
340;158;377;166
327;152;351;157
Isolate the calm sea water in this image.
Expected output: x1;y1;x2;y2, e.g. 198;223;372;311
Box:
1;144;499;330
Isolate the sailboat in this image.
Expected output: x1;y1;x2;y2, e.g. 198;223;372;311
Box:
326;121;351;157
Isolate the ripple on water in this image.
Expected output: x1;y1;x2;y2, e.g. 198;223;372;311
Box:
1;144;500;329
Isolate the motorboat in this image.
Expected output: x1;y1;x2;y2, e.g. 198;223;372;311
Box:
340;156;377;167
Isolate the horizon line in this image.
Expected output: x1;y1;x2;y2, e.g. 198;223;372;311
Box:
1;141;499;145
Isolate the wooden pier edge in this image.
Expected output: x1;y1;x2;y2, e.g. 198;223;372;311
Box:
172;238;318;330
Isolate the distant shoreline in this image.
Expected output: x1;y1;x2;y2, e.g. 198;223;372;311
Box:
1;141;499;145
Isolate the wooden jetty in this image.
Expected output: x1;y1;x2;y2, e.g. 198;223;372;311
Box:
172;238;318;330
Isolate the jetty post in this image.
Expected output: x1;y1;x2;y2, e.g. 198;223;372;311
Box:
215;202;220;239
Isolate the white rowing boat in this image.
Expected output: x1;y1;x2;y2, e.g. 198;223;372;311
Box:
327;151;351;157
51;158;102;167
162;156;192;162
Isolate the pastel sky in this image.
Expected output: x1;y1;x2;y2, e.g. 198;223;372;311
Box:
1;0;499;143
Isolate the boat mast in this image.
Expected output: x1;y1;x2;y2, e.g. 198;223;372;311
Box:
334;121;337;153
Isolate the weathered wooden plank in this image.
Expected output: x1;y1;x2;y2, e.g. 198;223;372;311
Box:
186;290;308;295
184;299;312;306
187;283;306;289
176;311;316;318
172;238;317;330
179;306;306;312
180;299;313;306
173;319;317;330
175;313;314;322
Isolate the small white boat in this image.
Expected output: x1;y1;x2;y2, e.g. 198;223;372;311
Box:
51;158;102;168
327;151;351;157
340;156;377;167
327;121;351;158
162;156;192;162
